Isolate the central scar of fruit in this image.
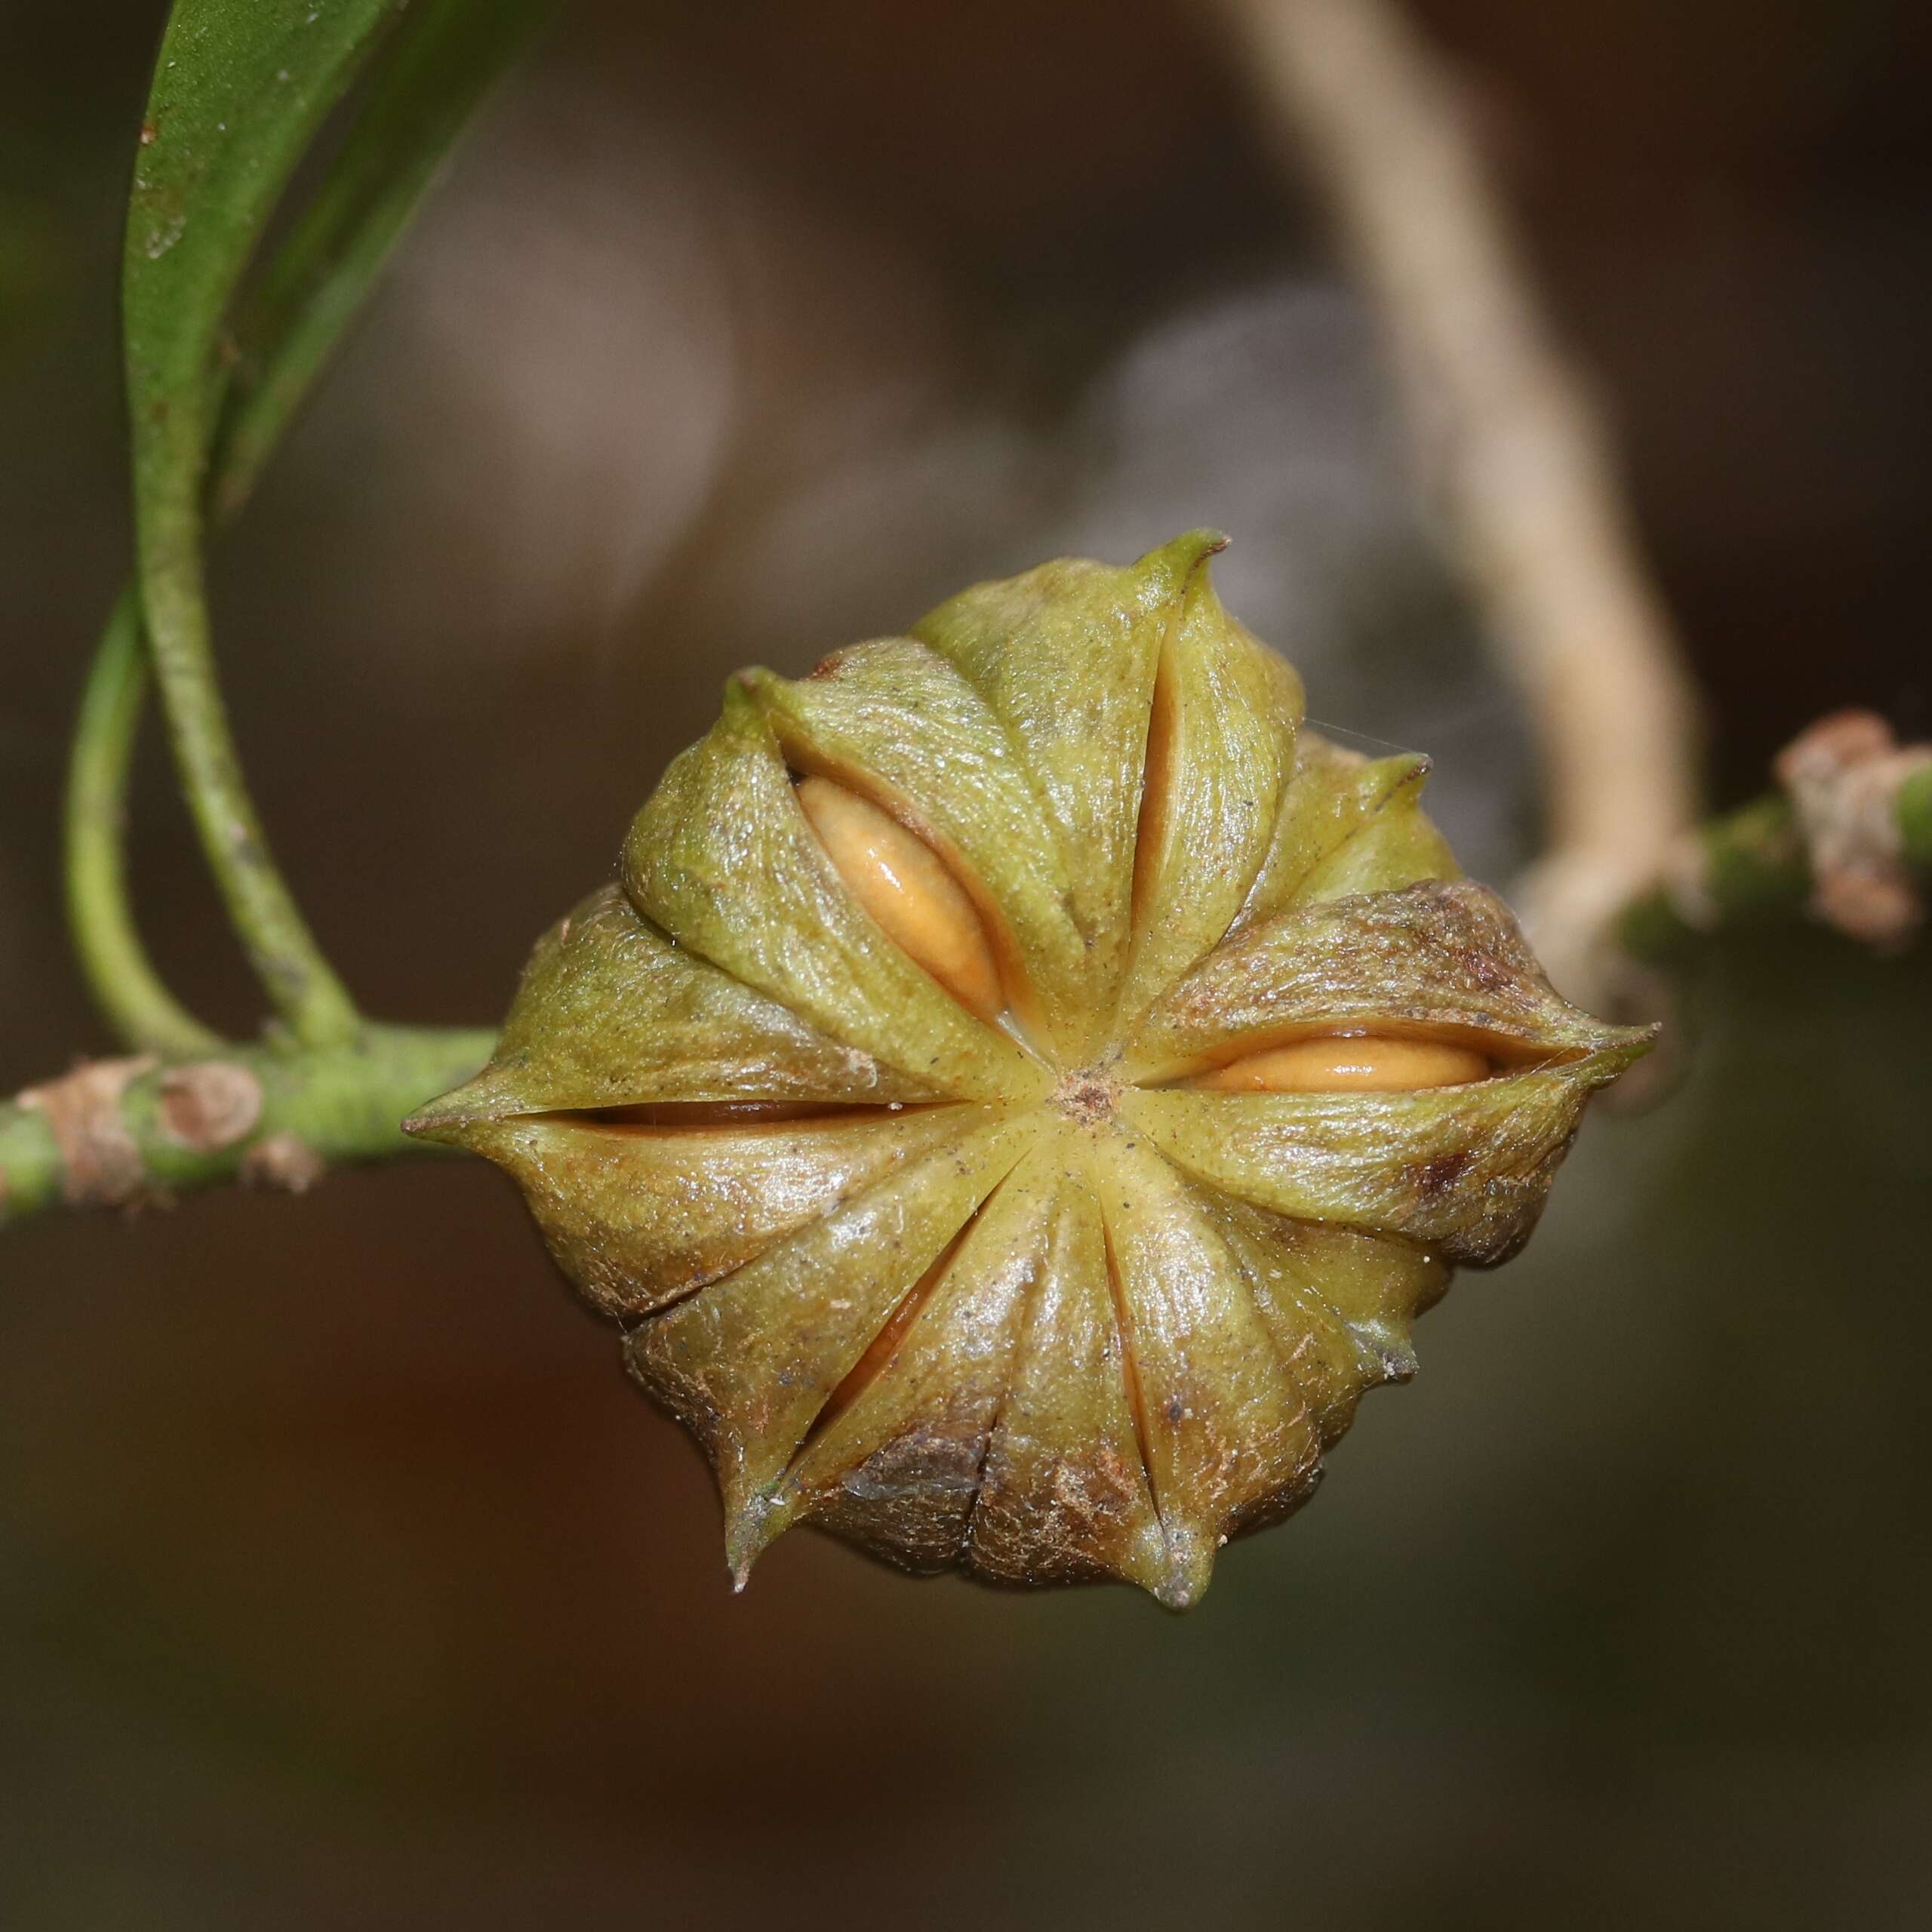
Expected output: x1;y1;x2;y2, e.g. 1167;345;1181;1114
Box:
408;532;1653;1608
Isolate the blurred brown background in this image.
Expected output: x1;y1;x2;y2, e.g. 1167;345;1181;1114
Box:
3;2;1930;1925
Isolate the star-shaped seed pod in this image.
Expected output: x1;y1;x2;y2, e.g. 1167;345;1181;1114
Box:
408;531;1653;1609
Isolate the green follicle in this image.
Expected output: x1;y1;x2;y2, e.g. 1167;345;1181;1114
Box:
417;534;1652;1607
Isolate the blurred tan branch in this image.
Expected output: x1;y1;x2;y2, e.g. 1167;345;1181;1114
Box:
1214;0;1705;1014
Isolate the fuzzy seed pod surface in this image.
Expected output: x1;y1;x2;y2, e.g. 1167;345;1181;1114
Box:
409;532;1653;1608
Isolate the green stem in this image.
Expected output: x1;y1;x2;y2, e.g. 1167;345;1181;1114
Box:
1901;763;1932;873
63;592;226;1057
0;1025;496;1226
1619;780;1930;961
120;3;401;1053
131;478;364;1048
15;5;549;1234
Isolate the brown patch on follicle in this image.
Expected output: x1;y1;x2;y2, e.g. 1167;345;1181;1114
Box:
1461;949;1513;992
1411;1149;1473;1198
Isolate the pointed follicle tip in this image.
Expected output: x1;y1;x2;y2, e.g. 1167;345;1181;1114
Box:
724;1494;786;1593
398;1082;498;1147
726;1537;763;1595
1152;1532;1215;1613
398;1107;473;1147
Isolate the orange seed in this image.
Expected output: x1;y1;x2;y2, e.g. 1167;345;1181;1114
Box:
795;776;1004;1021
1195;1035;1490;1093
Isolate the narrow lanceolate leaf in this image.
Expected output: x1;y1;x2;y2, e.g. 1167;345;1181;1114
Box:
110;0;547;1051
211;0;551;515
417;534;1656;1607
127;0;405;542
73;0;549;1060
124;1;413;1045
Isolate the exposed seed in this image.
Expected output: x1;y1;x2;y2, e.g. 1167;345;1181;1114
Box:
795;775;1004;1020
1195;1035;1491;1093
1131;649;1179;934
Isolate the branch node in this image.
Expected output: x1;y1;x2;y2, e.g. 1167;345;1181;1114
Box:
241;1131;327;1193
15;1055;160;1209
1774;710;1929;949
158;1060;266;1152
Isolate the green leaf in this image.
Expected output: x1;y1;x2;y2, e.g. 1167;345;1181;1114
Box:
125;0;404;533
211;0;550;517
94;0;546;1052
122;1;405;1048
